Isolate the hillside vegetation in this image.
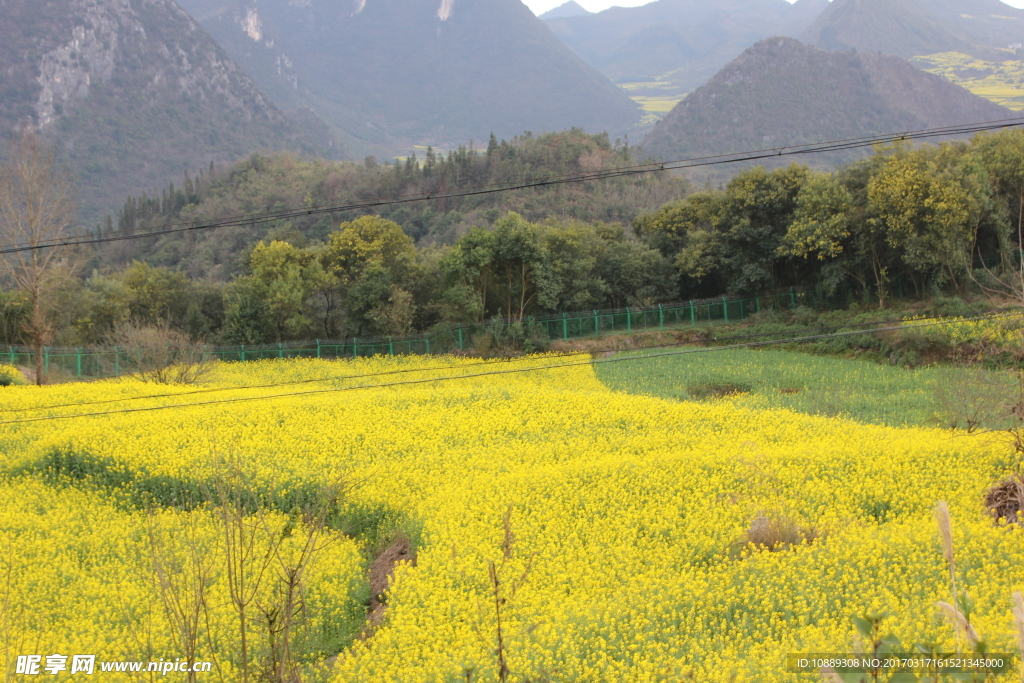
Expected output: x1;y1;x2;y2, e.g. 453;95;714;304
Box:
803;0;1024;57
642;37;1011;167
5;127;1024;352
0;0;340;225
175;0;641;156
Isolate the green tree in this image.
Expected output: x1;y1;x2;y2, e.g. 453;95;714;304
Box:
323;217;418;336
968;129;1024;300
324;216;416;287
223;285;275;345
490;213;545;321
780;172;855;296
868;147;979;292
73;273;134;343
248;240;331;341
536;222;608;312
596;236;674;308
119;261;192;324
438;227;495;323
715;164;809;294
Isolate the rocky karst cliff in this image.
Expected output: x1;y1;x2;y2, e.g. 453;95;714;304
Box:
174;0;642;156
0;0;340;224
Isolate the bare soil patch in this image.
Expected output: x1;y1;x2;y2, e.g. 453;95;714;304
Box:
361;536;417;638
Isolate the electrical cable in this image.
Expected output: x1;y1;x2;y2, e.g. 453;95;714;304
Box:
2;117;1022;255
1;307;1014;415
1;312;1017;425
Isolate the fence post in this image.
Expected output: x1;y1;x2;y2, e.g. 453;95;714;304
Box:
739;299;745;320
278;342;284;359
658;304;664;331
353;338;358;359
114;346;120;377
8;347;13;365
689;301;695;326
755;296;761;313
722;297;729;324
76;348;82;378
625;308;631;334
457;326;464;350
389;337;394;356
241;344;246;362
562;313;568;342
593;310;599;337
44;347;49;374
316;340;321;359
425;334;431;354
789;287;796;308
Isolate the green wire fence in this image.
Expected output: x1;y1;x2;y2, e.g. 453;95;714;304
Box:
1;289;807;379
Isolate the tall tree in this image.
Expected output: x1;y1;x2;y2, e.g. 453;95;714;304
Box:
868;147;978;292
490;213;544;321
0;131;77;384
247;240;330;341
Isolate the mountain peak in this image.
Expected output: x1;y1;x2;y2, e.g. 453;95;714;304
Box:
176;0;641;155
540;1;591;20
642;36;1012;164
800;0;1024;57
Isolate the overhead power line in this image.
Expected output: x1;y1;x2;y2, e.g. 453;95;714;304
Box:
0;308;1011;415
0;312;1017;426
1;117;1022;256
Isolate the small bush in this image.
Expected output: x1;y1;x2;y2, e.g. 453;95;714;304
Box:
0;363;26;387
986;475;1024;525
106;320;212;384
731;513;819;556
472;318;551;358
686;383;751;400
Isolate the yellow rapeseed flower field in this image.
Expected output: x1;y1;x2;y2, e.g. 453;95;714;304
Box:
0;353;1021;682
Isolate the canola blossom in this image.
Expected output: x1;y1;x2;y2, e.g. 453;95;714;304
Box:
0;354;1022;682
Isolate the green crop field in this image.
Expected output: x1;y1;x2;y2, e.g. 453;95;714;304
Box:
595;346;1014;428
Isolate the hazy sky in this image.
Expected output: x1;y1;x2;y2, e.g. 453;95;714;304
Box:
526;0;1024;17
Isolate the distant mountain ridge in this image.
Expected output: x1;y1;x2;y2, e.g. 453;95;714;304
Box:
0;0;340;225
542;0;825;95
801;0;1024;57
543;0;1024;121
175;0;642;156
540;1;591;20
642;37;1015;165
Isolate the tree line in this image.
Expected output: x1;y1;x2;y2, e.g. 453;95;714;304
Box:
3;127;1024;375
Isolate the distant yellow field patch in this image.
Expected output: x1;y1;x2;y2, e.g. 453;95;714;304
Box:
631;95;684;114
913;51;1024;111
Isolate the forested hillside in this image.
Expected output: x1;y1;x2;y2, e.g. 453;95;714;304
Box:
5;128;1024;352
97;131;684;280
0;0;340;225
642;38;1012;166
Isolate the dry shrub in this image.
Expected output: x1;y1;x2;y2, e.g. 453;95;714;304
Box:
687;383;750;400
731;513;819;557
985;475;1024;524
107;320;212;384
933;368;1012;433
